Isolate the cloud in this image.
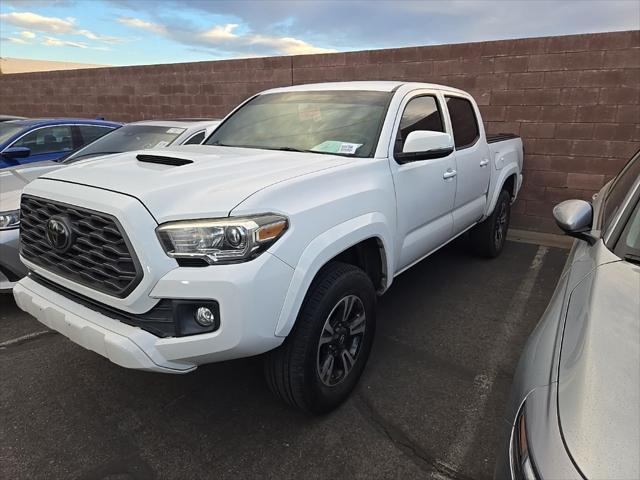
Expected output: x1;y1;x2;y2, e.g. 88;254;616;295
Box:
42;35;89;48
2;0;71;6
2;31;38;45
0;11;76;34
244;35;334;55
108;0;640;52
2;36;31;45
117;16;335;56
201;24;239;42
75;29;125;44
0;11;128;46
117;16;167;35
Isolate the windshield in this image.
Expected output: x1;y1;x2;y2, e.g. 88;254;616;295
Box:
0;122;24;144
206;90;393;158
62;124;186;163
615;199;640;263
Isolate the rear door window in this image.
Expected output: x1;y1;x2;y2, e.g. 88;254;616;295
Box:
12;125;73;155
445;96;479;149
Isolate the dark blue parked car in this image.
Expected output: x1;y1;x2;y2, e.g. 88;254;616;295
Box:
0;118;122;168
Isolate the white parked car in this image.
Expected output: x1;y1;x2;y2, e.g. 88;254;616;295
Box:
13;82;522;413
0;119;220;292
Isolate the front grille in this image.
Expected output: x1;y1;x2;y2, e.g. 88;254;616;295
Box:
20;195;142;298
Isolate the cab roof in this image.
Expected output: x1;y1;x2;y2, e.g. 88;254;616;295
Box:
262;81;468;95
4;118;122;128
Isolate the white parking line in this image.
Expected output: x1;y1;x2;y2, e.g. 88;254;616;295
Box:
0;330;52;348
437;245;549;475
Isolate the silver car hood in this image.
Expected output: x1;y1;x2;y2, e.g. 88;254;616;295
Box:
0;161;64;211
558;258;640;479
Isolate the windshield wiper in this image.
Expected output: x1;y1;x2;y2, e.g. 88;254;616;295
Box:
206;143;358;157
272;146;308;153
209;143;307;153
63;151;120;162
623;253;640;265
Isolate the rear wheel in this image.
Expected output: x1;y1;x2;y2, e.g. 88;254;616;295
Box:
470;189;511;258
264;262;376;414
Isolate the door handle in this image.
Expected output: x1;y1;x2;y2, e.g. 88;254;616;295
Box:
480;159;489;167
443;169;457;179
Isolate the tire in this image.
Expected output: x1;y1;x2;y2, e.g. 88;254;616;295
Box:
264;261;376;414
470;189;511;258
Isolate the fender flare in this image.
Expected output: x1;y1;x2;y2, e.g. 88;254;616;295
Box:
485;165;521;217
273;212;394;337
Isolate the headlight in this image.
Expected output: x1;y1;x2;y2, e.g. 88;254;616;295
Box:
0;210;20;230
511;406;539;480
156;214;288;264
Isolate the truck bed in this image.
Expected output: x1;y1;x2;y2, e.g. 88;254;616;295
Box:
486;133;520;144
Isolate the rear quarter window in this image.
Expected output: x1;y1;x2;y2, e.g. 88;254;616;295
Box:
183;131;205;145
78;125;114;146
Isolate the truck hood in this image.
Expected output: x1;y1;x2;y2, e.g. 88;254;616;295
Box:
558;259;640;480
1;161;63;211
40;145;355;223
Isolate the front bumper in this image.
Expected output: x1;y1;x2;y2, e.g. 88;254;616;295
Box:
494;384;581;479
0;228;25;292
14;251;294;373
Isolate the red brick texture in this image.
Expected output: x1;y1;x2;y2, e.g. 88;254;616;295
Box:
1;30;638;232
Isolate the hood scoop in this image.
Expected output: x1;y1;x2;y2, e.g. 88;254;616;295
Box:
136;154;193;166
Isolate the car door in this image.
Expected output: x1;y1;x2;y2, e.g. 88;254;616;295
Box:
9;125;74;165
389;91;457;271
444;95;491;235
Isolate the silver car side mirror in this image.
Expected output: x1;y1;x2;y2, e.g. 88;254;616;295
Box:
553;199;596;244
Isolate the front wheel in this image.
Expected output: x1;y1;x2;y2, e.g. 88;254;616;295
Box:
264;262;376;414
470;189;511;258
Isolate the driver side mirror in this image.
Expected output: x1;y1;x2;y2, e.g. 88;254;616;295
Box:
1;146;31;160
396;131;454;164
553;199;597;245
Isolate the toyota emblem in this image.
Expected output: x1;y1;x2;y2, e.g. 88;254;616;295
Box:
46;216;73;252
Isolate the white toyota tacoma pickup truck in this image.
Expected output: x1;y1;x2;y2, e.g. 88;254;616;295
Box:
14;82;523;413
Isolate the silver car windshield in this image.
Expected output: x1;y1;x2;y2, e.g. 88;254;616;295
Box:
63;124;186;163
206;91;393;158
616;199;640;263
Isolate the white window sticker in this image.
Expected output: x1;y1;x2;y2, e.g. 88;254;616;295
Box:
154;141;169;148
167;128;184;134
338;142;362;155
312;141;363;155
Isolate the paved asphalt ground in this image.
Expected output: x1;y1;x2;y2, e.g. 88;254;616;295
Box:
0;238;567;480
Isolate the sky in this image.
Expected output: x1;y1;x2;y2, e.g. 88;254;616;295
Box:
0;0;639;66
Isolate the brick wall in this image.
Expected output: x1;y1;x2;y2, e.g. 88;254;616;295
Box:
1;30;638;232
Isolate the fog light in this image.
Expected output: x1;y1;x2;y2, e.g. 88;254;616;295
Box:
195;306;215;326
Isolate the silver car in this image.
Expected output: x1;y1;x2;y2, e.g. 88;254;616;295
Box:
61;118;221;163
0;118;220;292
495;150;640;479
